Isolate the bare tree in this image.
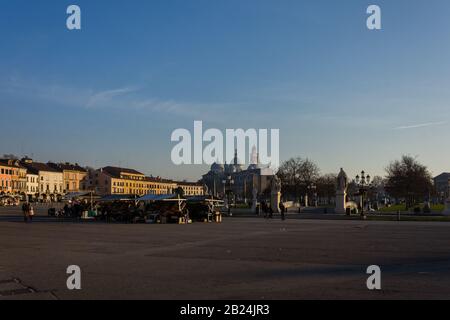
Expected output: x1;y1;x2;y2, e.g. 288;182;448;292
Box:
2;154;18;160
277;157;320;203
385;155;433;209
316;173;337;205
367;175;385;204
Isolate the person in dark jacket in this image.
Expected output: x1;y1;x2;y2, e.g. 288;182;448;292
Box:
22;202;29;222
279;202;286;221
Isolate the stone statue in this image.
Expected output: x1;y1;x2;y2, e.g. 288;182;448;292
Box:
335;168;348;214
203;184;210;196
272;175;282;193
252;187;258;201
252;187;258;212
271;175;282;213
337;168;348;191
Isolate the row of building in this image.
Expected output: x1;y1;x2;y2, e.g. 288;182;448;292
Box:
201;148;276;201
0;157;204;201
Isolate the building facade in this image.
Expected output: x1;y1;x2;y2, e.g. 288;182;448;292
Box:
434;173;450;199
0;162;13;194
48;163;88;193
176;181;205;196
0;159;27;196
87;166;203;197
89;167;152;196
201;148;274;202
18;165;27;195
26;170;40;199
21;158;64;201
146;177;177;195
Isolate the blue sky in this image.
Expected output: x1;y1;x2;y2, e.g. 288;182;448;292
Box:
1;0;450;181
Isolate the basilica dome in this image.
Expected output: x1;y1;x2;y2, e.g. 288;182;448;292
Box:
211;162;224;173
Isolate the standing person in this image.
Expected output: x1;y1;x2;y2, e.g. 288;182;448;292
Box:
268;206;273;219
63;203;70;217
28;203;34;222
22;202;28;223
280;202;286;221
262;201;268;219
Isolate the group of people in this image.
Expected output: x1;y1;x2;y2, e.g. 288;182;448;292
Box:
260;201;273;219
258;201;287;221
21;202;35;222
60;202;90;218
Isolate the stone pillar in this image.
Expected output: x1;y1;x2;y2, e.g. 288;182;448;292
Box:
271;191;281;213
335;190;347;214
251;187;258;212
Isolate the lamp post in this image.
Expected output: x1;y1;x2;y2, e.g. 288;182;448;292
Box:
222;175;234;216
306;183;317;207
355;171;372;219
243;176;247;205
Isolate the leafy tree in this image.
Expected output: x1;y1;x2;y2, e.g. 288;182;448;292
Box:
385;155;433;208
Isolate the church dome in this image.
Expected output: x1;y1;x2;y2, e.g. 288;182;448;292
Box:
247;164;259;170
211;162;224;173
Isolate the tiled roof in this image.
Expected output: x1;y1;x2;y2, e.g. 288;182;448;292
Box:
0;159;15;168
176;181;203;186
101;166;144;178
48;162;87;172
21;162;61;174
145;176;176;184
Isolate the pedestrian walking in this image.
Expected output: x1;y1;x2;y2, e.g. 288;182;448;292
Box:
261;201;266;218
28;203;34;222
22;202;28;222
280;202;286;221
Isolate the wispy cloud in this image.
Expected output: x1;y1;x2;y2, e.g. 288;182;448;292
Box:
0;77;248;123
394;121;447;130
86;87;139;109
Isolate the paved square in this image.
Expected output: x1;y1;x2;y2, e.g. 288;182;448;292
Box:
0;213;449;300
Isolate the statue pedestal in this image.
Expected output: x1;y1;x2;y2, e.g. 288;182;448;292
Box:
443;199;450;216
271;192;281;213
335;190;347;214
251;188;258;213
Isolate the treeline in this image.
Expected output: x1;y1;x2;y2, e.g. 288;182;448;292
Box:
277;155;435;208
